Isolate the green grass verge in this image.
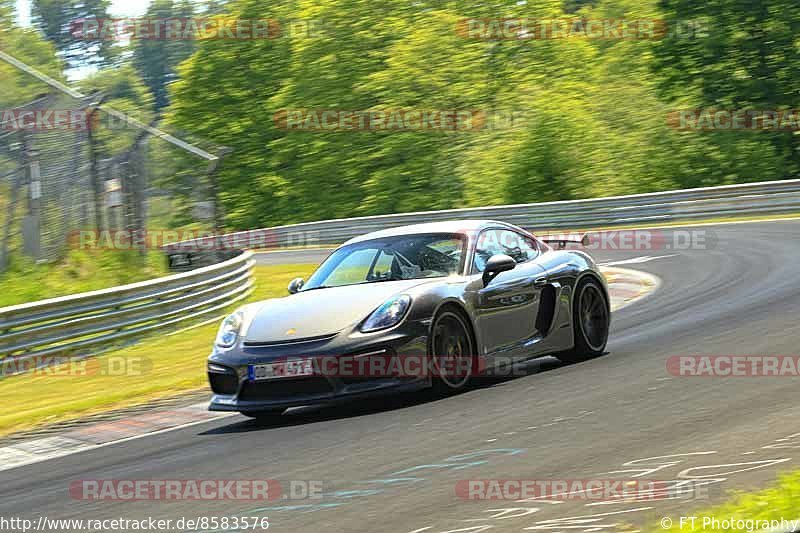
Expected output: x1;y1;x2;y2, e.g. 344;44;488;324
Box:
0;249;169;307
656;470;800;531
0;263;316;437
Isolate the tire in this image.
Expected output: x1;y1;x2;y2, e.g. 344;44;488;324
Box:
429;309;475;394
556;277;609;364
241;409;285;423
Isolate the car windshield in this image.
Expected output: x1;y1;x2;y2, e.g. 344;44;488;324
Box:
303;233;466;289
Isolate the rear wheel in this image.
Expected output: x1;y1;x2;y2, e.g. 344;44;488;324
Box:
430;309;475;394
241;409;285;423
556;277;609;364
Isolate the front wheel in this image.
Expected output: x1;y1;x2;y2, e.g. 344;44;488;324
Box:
430;309;475;394
556;277;609;364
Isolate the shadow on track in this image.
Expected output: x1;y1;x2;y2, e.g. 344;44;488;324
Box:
199;354;598;435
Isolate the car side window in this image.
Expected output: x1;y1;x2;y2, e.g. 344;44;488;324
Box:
369;249;396;279
473;230;539;272
514;234;539;263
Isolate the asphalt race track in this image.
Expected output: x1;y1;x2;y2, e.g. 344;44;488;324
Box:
2;220;800;532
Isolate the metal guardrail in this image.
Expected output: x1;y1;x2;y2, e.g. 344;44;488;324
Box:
0;251;254;371
3;178;800;373
167;178;800;252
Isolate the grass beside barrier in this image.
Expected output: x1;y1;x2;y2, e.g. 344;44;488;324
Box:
0;249;169;307
0;263;316;438
654;470;800;532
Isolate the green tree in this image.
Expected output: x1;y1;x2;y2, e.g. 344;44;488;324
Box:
0;1;13;27
30;0;116;68
654;0;798;182
0;20;64;108
132;0;196;111
265;0;413;221
167;0;294;228
160;0;798;231
78;65;156;157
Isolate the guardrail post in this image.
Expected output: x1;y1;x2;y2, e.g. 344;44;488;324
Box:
86;94;109;233
21;130;42;260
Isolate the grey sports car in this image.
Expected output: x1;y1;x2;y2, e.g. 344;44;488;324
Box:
208;220;609;421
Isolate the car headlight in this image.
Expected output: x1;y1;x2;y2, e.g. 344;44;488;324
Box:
215;311;244;348
361;295;411;333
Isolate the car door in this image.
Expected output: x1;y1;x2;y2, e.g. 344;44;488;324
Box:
471;229;547;360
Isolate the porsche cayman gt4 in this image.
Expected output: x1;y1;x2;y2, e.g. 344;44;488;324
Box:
208;220;609;420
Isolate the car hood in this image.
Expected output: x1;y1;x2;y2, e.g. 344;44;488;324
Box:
242;279;432;343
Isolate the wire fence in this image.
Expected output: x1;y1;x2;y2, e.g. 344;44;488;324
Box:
0;94;86;264
0;53;228;273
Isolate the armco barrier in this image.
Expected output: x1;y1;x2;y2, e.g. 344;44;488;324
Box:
0;251;254;372
167;178;800;253
4;178;800;373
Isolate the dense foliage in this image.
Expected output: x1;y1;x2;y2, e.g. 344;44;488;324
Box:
163;0;798;229
4;0;799;231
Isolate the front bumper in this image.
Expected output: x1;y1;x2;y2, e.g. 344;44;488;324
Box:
207;320;430;412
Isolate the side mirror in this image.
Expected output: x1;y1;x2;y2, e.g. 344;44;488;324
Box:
482;254;516;286
288;277;305;294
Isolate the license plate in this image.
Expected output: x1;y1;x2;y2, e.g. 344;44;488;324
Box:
248;359;314;381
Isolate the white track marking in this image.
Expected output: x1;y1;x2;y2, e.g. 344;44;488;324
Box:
599;254;679;267
0;403;235;473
